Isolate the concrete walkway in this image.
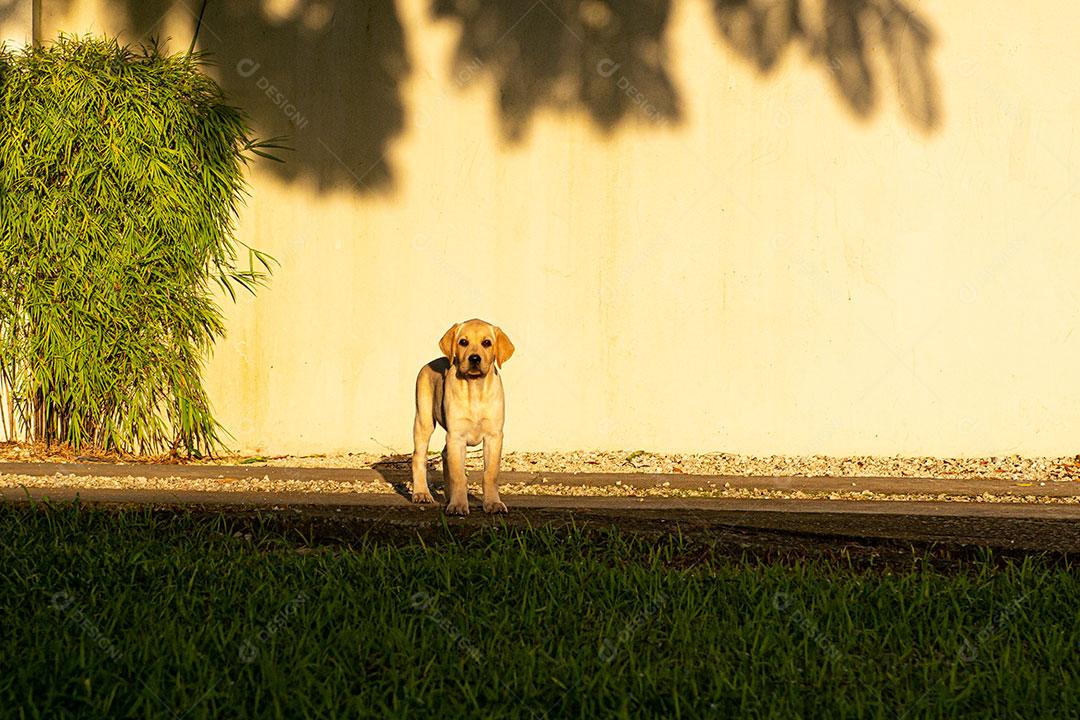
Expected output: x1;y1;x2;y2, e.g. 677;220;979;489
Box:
3;460;1080;497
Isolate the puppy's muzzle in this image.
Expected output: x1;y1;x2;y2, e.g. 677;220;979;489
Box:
468;354;481;367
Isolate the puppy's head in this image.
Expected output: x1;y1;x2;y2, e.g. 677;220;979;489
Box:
439;319;514;378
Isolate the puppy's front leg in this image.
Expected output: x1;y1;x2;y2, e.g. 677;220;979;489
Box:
482;433;507;513
444;435;470;515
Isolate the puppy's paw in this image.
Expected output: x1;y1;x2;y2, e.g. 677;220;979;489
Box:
445;499;470;516
483;499;508;514
411;489;434;504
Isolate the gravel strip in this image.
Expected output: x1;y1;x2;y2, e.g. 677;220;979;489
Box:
2;472;1078;505
6;442;1080;483
198;450;1080;484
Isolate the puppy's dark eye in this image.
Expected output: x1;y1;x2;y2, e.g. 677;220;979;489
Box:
458;338;469;347
481;339;492;348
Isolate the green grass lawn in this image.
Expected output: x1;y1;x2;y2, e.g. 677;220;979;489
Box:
0;503;1076;719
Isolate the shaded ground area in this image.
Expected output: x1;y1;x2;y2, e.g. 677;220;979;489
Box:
5;487;1079;568
153;503;1080;567
3;460;1078;567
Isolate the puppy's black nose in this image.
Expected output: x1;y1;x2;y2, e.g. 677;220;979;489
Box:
468;354;481;365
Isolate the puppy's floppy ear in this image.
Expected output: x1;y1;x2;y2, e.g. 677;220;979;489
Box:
439;323;460;360
494;326;515;366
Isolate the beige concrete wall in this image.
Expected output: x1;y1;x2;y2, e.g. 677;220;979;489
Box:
37;1;1080;457
1;0;33;47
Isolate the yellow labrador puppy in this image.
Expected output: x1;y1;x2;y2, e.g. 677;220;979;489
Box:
411;319;515;514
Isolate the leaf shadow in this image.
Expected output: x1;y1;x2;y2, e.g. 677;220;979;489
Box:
711;0;939;130
432;0;683;141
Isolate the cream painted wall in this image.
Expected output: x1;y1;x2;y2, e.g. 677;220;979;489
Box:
1;0;32;47
37;0;1080;457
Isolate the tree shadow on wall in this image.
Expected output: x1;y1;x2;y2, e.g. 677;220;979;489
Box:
432;0;683;142
0;0;19;26
39;0;938;194
198;0;409;193
53;0;409;194
435;0;939;140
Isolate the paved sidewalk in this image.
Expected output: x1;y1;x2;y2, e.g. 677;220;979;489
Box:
2;460;1080;497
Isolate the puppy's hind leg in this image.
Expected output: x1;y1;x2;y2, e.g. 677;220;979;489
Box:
411;417;435;503
411;386;436;504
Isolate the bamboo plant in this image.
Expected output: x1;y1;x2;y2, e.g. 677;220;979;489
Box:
0;36;276;456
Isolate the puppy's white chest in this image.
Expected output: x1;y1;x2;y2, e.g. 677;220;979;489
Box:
443;377;503;446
